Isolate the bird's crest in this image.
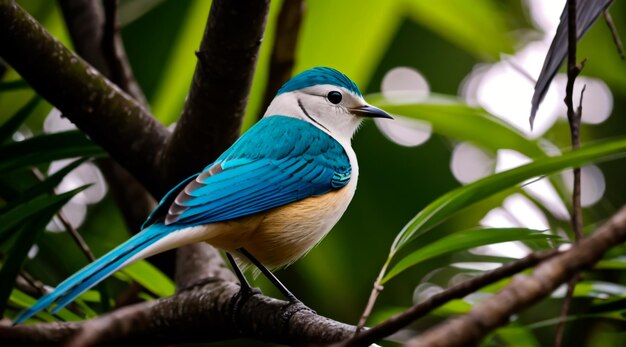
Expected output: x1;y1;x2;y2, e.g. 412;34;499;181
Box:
277;67;361;96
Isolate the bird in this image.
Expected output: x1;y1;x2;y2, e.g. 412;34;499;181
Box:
13;66;392;324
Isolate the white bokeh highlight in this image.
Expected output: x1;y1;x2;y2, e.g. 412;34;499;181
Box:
553;75;614;124
562;165;606;207
450;142;494;184
43;108;108;232
375;67;433;147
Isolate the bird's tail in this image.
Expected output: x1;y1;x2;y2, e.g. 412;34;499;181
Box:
12;223;170;325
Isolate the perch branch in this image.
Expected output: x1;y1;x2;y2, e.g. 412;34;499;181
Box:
1;280;356;346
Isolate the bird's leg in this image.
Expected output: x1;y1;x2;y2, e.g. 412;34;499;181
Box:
237;248;316;326
226;252;252;291
237;248;298;302
226;252;260;322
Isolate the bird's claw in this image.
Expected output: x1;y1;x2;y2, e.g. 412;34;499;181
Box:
280;300;316;329
229;285;262;326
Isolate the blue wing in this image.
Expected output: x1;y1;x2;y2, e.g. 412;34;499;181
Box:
164;116;352;226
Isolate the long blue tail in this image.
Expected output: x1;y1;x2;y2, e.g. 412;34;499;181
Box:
13;224;170;324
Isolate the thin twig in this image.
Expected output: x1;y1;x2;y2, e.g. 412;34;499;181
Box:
17;271;47;298
341;250;560;347
556;1;586;343
554;274;579;347
101;0;147;106
356;255;392;332
30;168;95;262
260;0;305;116
603;10;625;60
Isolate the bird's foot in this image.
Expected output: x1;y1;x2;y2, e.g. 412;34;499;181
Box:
229;285;262;325
280;300;316;329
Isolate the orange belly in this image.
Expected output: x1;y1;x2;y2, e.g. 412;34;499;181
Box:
207;182;356;269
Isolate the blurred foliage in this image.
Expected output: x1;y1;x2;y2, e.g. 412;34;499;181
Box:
2;0;626;346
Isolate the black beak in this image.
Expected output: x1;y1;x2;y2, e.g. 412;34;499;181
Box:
350;105;393;119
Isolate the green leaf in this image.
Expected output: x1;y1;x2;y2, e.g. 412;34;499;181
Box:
571;281;626;299
0;186;88;245
384;228;555;282
390;137;626;257
492;325;541;347
0;188;85;315
0;158;88;215
0;131;104;174
527;312;626;330
595;256;626;270
0;80;29;92
368;96;546;158
0;95;41;144
9;289;82;322
118;260;175;297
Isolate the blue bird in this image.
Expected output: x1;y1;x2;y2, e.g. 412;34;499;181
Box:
13;67;392;324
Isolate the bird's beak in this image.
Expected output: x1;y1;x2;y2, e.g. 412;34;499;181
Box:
350;104;393;119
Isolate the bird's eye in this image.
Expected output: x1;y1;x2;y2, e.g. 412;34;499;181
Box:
327;91;342;104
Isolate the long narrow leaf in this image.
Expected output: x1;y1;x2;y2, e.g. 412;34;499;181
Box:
0;158;88;215
0;95;41;143
368;96;546;158
391;137;626;255
118;260;175;297
383;228;556;282
0;80;29;91
0;131;104;174
9;289;82;322
0;186;89;245
0;190;80;315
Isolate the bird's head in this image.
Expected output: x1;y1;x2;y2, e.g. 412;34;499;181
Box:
265;67;392;142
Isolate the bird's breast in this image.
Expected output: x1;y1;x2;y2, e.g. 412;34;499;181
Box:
240;176;357;269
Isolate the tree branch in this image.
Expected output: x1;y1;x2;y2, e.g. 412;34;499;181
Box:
406;204;626;347
59;0;158;238
101;0;148;106
260;0;305;115
0;0;169;198
161;0;271;188
1;280;356;346
556;1;586;343
159;0;270;287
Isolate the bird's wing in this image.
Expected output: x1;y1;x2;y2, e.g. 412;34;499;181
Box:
162;115;352;227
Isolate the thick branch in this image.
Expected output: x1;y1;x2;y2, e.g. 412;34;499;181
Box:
407;204;626;347
59;0;147;106
0;0;169;198
160;0;270;286
59;0;158;266
175;243;235;289
260;0;305;114
161;0;270;188
1;281;356;346
101;0;147;105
